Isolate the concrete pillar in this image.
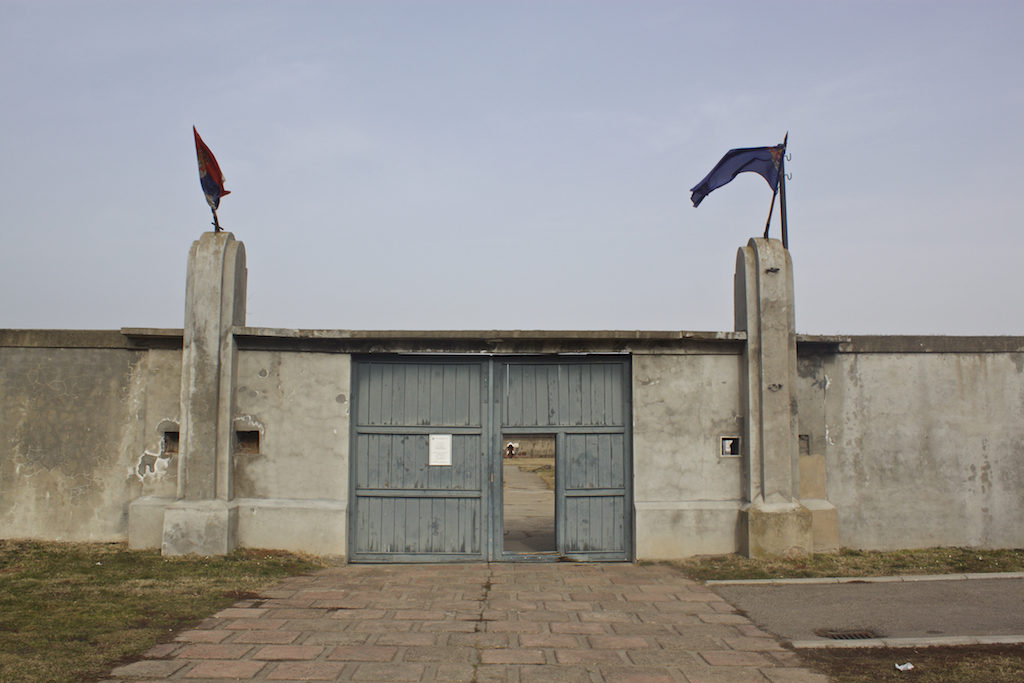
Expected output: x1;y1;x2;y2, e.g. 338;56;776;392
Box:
735;238;812;557
161;231;246;556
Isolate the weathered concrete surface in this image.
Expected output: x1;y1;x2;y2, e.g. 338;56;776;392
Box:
108;562;828;682
736;239;813;557
161;499;236;556
176;231;246;502
744;502;813;558
810;350;1024;550
232;350;350;556
632;352;745;558
0;346;179;542
161;232;246;556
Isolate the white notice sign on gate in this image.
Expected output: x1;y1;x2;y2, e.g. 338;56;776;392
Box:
428;434;452;466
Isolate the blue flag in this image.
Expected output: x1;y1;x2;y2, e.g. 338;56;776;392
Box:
690;144;784;207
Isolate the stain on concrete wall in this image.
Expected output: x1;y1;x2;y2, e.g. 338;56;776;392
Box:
0;345;181;541
233;350;349;501
823;352;1024;550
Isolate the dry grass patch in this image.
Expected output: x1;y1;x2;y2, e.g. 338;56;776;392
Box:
0;539;327;683
671;547;1024;582
800;644;1024;682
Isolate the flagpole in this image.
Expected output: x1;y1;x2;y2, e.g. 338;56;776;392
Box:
211;208;222;232
779;154;788;249
763;181;779;240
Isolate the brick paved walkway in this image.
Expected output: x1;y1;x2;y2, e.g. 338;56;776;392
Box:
106;563;829;682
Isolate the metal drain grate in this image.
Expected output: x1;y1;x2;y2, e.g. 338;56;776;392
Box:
815;629;880;641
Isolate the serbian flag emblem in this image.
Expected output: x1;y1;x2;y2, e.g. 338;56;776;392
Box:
193;126;230;211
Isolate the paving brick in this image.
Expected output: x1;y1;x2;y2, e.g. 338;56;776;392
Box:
420;620;479;632
302;631;373;646
374;631;439;646
698;613;750;624
141;642;181;658
400;645;479;663
177;643;254;659
331;608;386;620
176;629;232;643
433;663;478;682
518;633;580;648
350;662;426;681
554;648;625;665
475;664;515;682
253;644;325;660
393;609;448;620
543;600;590;611
515;609;572;622
266;661;348;680
484;620;545;633
109;563;831;683
229;630;301;644
700;649;773;666
550;621;608;635
519;664;593;682
610;622;675;635
225;618;289;630
184;659;267;678
480;648;546;664
578;610;634;623
327;644;398;661
266;608;331;620
214;607;268;619
588;634;653;649
110;660;187;678
627;649;702;666
449;631;511;648
594;665;677;682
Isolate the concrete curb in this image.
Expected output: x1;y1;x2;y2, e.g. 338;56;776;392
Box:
707;572;1024;586
790;634;1024;649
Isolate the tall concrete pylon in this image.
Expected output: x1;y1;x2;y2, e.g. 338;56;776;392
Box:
161;231;247;555
735;238;815;557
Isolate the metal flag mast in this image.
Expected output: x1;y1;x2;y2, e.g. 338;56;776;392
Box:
763;132;789;248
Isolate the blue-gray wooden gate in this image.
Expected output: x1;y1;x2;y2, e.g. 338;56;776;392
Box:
497;358;632;561
350;356;631;562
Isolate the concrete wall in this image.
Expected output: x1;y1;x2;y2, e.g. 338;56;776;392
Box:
0;338;180;541
632;351;746;558
5;331;1024;557
797;343;1024;551
232;350;350;555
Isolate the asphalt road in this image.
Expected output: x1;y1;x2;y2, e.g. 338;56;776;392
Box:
711;575;1024;646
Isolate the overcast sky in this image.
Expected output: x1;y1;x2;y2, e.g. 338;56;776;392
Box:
2;1;1022;335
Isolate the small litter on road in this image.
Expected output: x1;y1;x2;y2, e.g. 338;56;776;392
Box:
895;662;914;671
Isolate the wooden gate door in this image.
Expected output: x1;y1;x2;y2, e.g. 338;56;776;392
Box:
350;358;487;562
497;358;632;561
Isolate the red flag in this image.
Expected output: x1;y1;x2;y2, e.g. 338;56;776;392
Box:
193;126;230;211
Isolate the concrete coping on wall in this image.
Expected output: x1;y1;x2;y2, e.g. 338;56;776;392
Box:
5;328;1022;355
0;329;183;349
797;334;1024;354
227;327;749;354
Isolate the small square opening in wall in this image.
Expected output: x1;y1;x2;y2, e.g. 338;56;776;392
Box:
799;434;811;455
721;436;741;457
163;431;179;455
236;430;260;455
